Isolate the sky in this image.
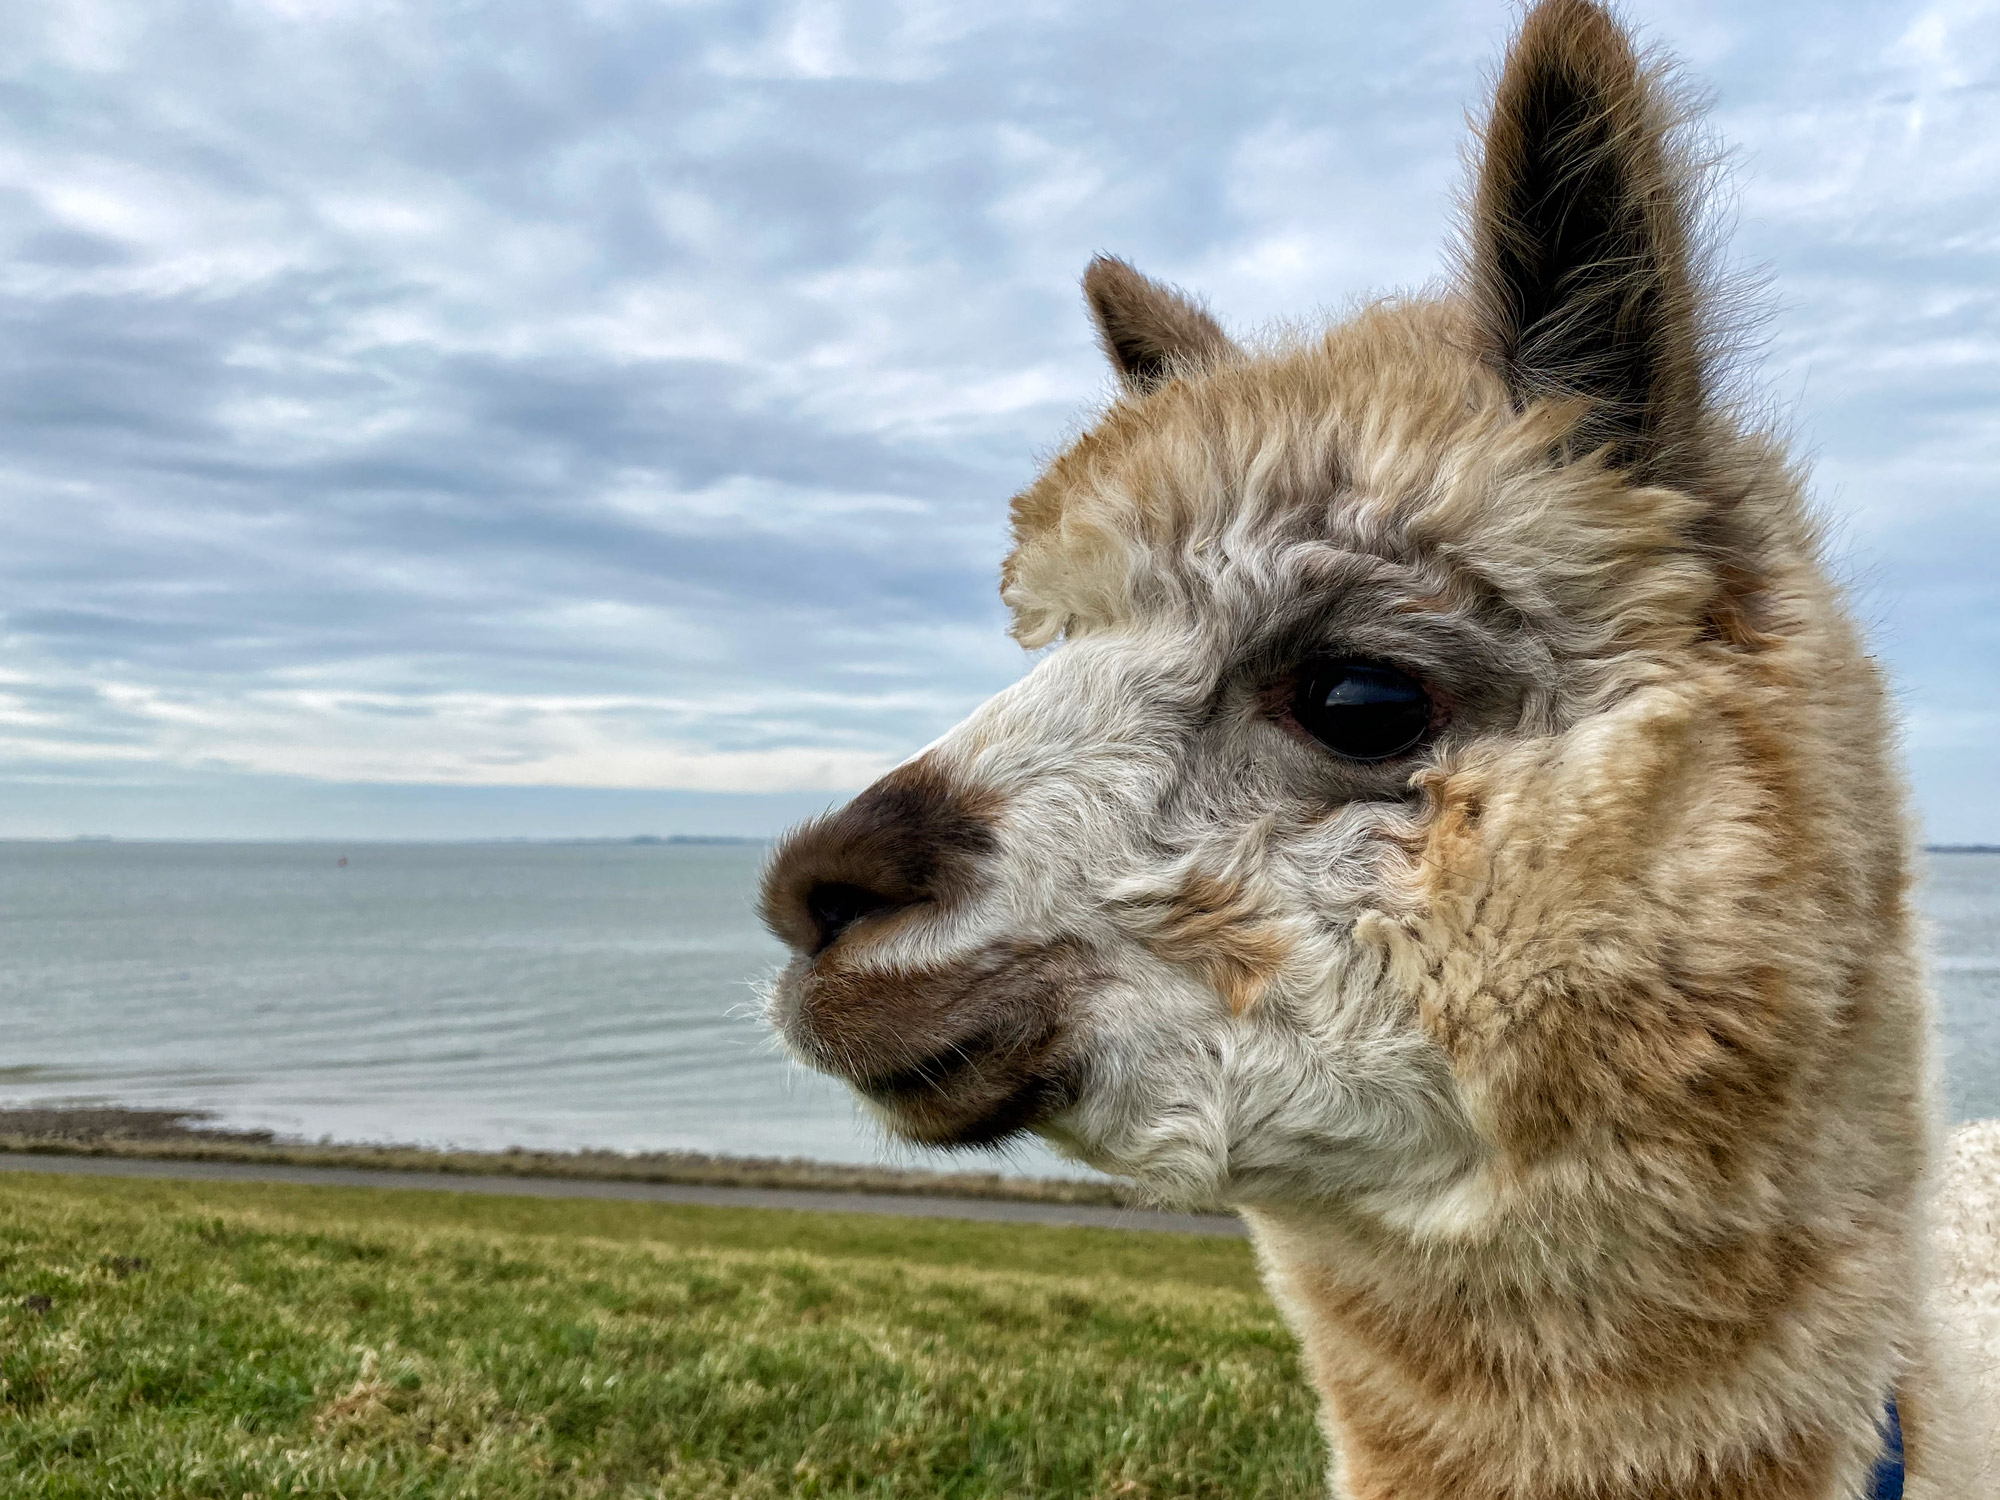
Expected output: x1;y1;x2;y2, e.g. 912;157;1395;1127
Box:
0;0;1996;841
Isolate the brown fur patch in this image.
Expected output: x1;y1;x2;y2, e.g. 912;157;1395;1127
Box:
1001;299;1513;648
1332;1412;1837;1500
1405;667;1825;1176
1295;1219;1838;1406
1270;1216;1861;1499
785;938;1092;1147
1701;561;1781;653
1118;868;1292;1014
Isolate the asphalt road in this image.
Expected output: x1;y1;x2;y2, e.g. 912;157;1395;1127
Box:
0;1151;1247;1237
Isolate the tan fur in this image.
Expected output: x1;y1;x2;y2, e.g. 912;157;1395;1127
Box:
762;3;1998;1494
1122;867;1291;1014
1110;818;1303;1015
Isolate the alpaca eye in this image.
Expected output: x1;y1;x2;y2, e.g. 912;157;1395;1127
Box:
1291;660;1431;762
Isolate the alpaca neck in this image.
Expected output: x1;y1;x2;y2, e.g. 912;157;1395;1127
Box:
1244;1202;1899;1500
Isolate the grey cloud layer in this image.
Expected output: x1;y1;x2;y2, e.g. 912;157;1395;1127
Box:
0;0;1995;832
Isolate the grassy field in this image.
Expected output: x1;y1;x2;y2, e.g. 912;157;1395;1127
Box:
0;1172;1323;1498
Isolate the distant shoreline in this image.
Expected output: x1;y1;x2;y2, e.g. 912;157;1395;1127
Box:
0;1107;1137;1209
5;834;771;846
9;836;1994;851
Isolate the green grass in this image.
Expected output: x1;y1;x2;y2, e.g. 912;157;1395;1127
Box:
0;1173;1324;1498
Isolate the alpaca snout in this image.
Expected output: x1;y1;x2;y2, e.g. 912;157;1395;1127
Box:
758;755;1000;958
759;757;1098;1145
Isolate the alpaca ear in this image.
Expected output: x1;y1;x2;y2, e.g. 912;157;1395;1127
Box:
1083;255;1236;394
1466;0;1710;480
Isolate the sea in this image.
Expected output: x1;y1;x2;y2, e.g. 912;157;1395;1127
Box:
2;841;1998;1175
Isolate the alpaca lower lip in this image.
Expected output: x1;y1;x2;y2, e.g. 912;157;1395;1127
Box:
852;1018;1017;1096
854;1027;1080;1148
774;935;1096;1146
864;1061;1077;1148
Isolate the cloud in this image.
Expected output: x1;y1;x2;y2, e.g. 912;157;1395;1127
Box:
0;0;1994;837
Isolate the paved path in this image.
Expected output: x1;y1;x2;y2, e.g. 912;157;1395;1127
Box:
0;1152;1246;1237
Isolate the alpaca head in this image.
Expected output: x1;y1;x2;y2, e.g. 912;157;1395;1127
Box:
759;0;1900;1220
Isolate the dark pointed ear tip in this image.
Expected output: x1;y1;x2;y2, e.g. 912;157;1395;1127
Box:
1522;0;1623;30
1514;0;1643;67
1082;254;1144;299
1079;253;1235;393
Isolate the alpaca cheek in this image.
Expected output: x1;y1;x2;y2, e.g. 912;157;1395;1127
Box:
1121;866;1297;1015
1397;678;1835;1181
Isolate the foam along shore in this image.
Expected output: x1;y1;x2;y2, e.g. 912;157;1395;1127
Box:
0;1106;1143;1208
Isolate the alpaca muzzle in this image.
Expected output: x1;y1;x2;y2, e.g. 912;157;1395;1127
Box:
769;935;1091;1146
759;758;1092;1146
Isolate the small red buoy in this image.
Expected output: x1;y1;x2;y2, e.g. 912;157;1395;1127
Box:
337;856;348;867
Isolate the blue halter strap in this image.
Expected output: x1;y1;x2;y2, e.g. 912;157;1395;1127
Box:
1867;1396;1905;1500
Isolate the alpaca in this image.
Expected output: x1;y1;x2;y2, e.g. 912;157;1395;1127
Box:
759;2;1998;1494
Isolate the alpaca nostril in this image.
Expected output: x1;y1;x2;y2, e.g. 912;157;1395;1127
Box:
758;760;997;958
804;881;903;955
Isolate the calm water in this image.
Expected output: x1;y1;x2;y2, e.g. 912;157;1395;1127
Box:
1928;851;2000;1121
2;842;1997;1170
